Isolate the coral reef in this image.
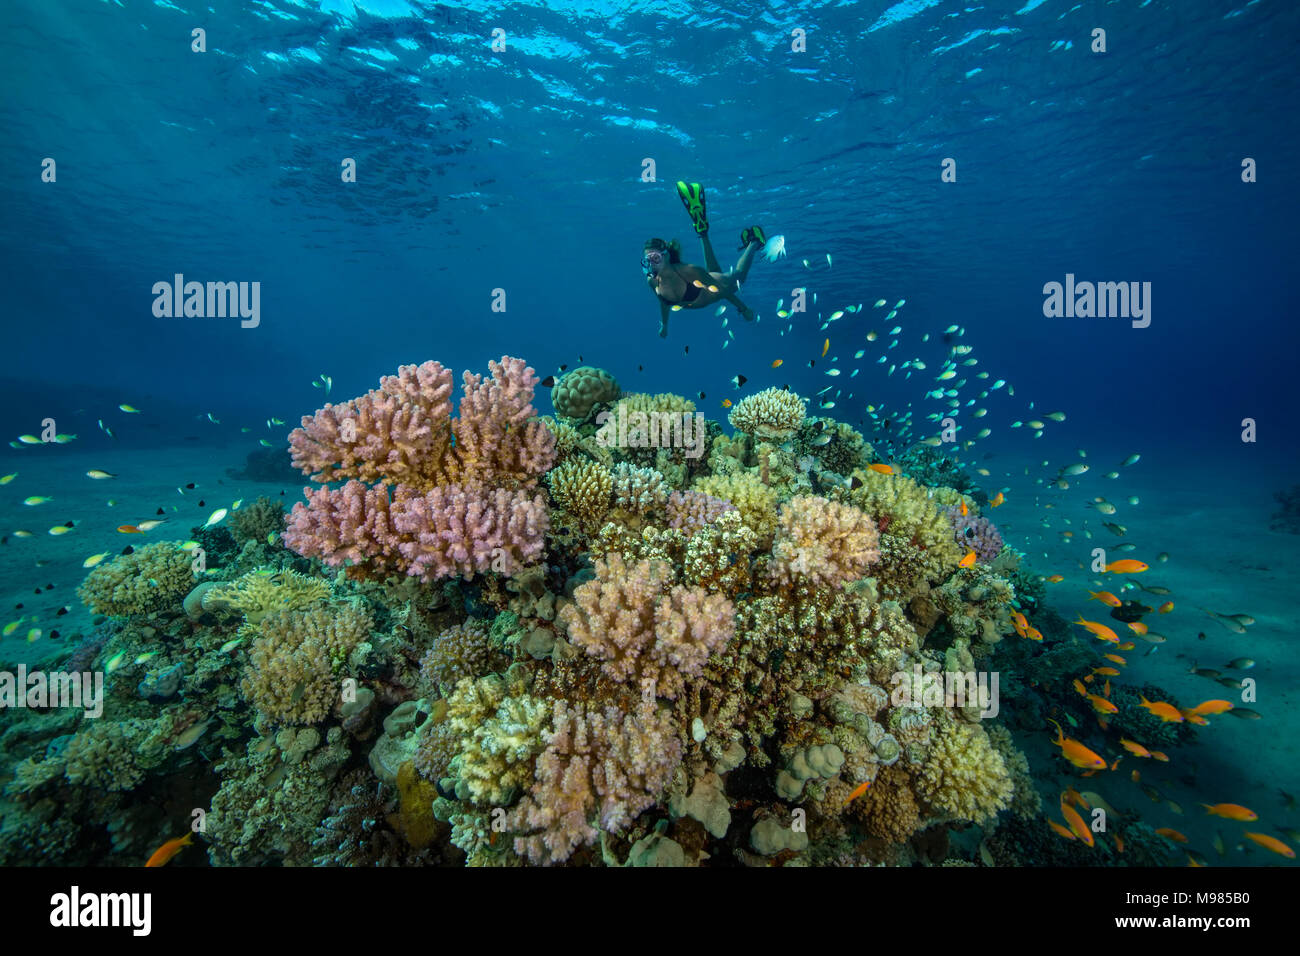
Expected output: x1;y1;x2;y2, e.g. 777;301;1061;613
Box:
77;542;195;617
728;387;807;440
551;366;620;420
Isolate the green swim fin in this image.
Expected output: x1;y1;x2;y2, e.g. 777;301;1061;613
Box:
676;181;709;235
738;226;767;250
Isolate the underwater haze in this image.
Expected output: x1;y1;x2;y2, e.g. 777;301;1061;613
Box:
1;0;1297;870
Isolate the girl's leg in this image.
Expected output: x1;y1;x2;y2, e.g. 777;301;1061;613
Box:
732;241;760;283
699;234;721;273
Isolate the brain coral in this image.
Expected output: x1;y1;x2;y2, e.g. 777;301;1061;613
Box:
768;496;880;589
728;387;807;440
77;541;195;617
552;367;620;420
916;719;1013;823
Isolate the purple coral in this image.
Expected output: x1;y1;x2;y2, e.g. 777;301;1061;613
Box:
946;506;1003;563
666;490;736;533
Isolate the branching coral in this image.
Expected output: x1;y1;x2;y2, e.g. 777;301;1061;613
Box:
77;541;195;617
692;471;780;547
200;568;330;624
560;553;734;700
547;458;613;534
666;489;736;533
419;619;507;697
728;387;807;440
240;603;372;724
916;718;1013;823
505;699;682;865
768;495;880;589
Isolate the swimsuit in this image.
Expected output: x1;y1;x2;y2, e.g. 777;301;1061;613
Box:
657;272;701;306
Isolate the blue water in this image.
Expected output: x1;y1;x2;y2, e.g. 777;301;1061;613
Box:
1;0;1297;868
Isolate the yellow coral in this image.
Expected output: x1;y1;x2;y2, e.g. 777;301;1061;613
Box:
77;541;195;617
203;568;330;624
846;469;963;570
240;603;372;724
547;458;613;533
692;472;780;547
916;718;1013;823
768;496;880;589
728;387;806;440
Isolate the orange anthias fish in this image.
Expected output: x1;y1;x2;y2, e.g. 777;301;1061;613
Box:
1092;666;1120;677
821;338;830;358
1047;574;1064;583
1086;693;1118;715
117;525;145;534
1105;559;1148;574
1103;653;1126;666
1117;641;1136;651
1088;589;1122;608
1072;679;1088;697
989;492;1005;507
146;832;193;867
721;399;732;408
771;359;783;368
1139;695;1185;723
1158;601;1174;614
867;463;895;475
1243;832;1296;858
844;780;872;805
960;500;968;516
1155;828;1189;843
1148;750;1169;762
1120;738;1152;758
1190;699;1234;716
1025;626;1044;642
1074;616;1119;643
1060;800;1095;847
1011;610;1029;636
1114;831;1125;854
1127;621;1149;635
959;550;978;569
1048;820;1077;842
1202;803;1257;821
1048;719;1106;770
1180;711;1209;726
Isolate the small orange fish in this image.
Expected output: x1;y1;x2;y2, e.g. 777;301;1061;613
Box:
844;780;872;805
117;524;144;534
1088;589;1122;608
1114;831;1125;854
1025;626;1044;642
1092;666;1120;677
1074;616;1119;643
721;399;732;408
1190;699;1234;716
1149;750;1169;762
1087;693;1118;715
1158;601;1174;614
1117;641;1136;651
1120;738;1151;758
1103;653;1126;666
1104;559;1148;574
1109;755;1122;771
1046;574;1064;583
771;359;783;368
1011;610;1029;635
1072;679;1088;697
146;832;193;867
958;550;977;569
1202;803;1257;821
1181;712;1209;726
1127;621;1149;635
989;492;1005;507
1103;679;1111;698
867;463;895;475
1048;820;1077;842
1243;832;1296;858
1155;828;1188;843
1131;769;1141;782
1139;695;1185;723
1048;719;1106;770
960;500;968;516
1063;788;1089;809
1060;801;1095;847
821;338;829;358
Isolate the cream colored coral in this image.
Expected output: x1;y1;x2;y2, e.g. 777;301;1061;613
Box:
610;463;669;515
202;568;330;624
454;692;551;806
916;718;1012;823
728;387;806;440
846;468;963;569
768;496;880;589
77;541;195;617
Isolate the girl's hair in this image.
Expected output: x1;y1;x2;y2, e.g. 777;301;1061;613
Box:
645;237;682;264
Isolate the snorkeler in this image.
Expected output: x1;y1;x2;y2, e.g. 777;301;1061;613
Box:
644;181;766;338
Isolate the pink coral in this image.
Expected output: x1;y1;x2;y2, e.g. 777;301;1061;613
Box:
666;490;737;533
283;357;556;582
282;480;547;582
768;495;881;589
560;553;734;700
506;699;681;865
